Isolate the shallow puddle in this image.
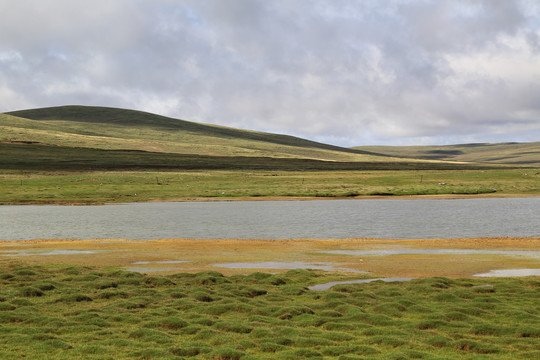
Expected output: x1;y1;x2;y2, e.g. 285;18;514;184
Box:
0;249;99;256
96;240;152;244
473;269;540;277
132;260;189;265
212;261;367;273
124;267;179;273
126;260;191;273
320;248;540;258
309;277;415;291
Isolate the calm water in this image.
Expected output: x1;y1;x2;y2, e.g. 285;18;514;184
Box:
0;198;538;241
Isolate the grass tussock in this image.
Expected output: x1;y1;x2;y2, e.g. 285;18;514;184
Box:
0;263;538;359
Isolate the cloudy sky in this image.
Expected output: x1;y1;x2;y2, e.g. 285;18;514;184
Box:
1;0;540;146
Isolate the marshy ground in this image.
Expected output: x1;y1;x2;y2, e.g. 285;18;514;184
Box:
1;237;538;278
1;237;539;359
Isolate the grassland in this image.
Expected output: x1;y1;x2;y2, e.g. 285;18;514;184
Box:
0;168;538;204
2;106;539;359
2;106;385;162
0;142;485;172
2;105;538;203
0;262;538;359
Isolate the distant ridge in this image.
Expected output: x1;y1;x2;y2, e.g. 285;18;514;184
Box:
353;142;540;166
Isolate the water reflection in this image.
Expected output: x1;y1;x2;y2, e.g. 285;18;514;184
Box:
125;267;179;273
132;260;189;265
213;261;367;273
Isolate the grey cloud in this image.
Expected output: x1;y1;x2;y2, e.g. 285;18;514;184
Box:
1;0;539;146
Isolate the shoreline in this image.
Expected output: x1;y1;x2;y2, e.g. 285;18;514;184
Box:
3;236;539;246
1;192;539;206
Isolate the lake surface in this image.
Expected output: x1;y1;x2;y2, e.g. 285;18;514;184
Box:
1;198;538;241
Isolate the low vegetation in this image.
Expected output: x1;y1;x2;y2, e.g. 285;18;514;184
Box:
0;142;486;172
0;263;538;359
0;168;538;204
2;105;538;203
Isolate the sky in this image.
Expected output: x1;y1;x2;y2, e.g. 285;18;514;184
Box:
1;0;540;147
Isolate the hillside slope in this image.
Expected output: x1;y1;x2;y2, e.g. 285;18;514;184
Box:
2;105;499;171
4;106;386;162
353;142;540;166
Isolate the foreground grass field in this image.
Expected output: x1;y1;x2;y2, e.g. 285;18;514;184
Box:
0;168;538;204
0;263;538;359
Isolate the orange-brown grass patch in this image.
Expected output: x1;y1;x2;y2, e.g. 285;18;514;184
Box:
1;237;538;278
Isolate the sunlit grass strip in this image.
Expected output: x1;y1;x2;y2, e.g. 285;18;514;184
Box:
1;168;537;204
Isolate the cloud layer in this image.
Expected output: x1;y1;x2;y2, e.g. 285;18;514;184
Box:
1;0;539;146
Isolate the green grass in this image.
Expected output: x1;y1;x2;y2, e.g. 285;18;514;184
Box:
0;264;538;359
0;142;486;172
1;105;538;204
0;168;538;204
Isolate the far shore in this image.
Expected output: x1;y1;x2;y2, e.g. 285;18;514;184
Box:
2;192;539;206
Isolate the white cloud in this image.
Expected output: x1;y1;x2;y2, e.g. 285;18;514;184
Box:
1;0;539;146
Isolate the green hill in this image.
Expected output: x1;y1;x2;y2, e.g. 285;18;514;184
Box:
1;105;495;171
4;105;384;162
353;142;540;166
1;106;535;203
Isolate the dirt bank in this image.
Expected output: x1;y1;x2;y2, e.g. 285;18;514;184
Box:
2;192;539;206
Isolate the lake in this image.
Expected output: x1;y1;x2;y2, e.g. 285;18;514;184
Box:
1;198;538;241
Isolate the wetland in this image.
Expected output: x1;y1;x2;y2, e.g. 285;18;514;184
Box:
1;197;539;359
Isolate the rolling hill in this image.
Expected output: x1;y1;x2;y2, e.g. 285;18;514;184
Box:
3;105;382;162
0;105;505;171
353;142;540;166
